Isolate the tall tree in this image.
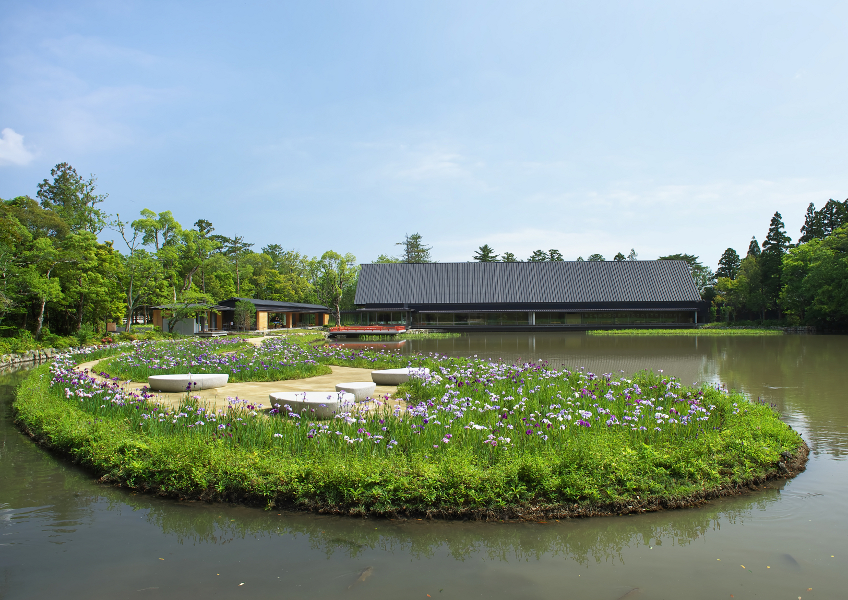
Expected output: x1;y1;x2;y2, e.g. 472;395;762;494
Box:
396;233;432;263
613;252;626;262
500;252;518;262
315;251;358;326
473;244;498;262
799;199;848;242
716;248;741;280
760;211;791;313
211;234;254;295
548;249;564;261
747;237;761;257
528;250;548;262
587;253;605;262
37;163;107;235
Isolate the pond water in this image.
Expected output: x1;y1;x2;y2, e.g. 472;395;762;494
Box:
2;333;847;599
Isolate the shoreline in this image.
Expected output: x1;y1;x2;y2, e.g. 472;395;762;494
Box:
15;408;808;520
13;358;809;521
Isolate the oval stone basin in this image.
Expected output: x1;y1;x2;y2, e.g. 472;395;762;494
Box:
371;367;430;385
148;373;229;392
269;391;355;419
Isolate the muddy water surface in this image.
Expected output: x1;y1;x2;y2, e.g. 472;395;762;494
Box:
2;333;847;599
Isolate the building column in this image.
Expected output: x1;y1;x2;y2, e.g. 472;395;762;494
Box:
256;311;268;331
285;312;293;328
528;312;536;326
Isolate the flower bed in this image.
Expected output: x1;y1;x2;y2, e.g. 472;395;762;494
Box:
98;337;332;382
12;341;807;519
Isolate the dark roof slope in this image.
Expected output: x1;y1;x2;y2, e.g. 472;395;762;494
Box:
355;261;701;305
219;298;330;312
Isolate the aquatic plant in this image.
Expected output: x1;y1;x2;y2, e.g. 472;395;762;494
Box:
13;343;804;516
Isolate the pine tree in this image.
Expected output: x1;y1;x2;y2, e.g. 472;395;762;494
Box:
760;212;791;314
548;249;564;261
528;250;548;262
799;202;821;243
473;244;498;262
747;237;761;257
587;253;605;261
613;252;626;261
501;252;518;262
716;248;741;280
396;233;432;263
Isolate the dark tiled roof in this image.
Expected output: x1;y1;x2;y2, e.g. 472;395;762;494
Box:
218;298;330;312
354;261;701;305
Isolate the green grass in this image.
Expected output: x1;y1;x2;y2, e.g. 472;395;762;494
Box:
358;332;463;341
12;345;806;518
588;328;784;336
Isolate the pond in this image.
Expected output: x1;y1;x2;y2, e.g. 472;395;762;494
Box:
2;333;846;598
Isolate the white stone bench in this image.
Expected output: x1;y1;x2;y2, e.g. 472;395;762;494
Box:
335;381;377;401
370;367;430;385
269;391;355;419
148;373;229;392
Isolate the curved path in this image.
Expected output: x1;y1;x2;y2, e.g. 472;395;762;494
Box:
76;335;401;411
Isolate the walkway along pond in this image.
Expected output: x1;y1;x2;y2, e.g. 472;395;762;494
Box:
1;333;846;598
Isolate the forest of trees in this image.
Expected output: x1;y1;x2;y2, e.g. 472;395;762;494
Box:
471;199;848;329
0;164;362;341
2;164;846;344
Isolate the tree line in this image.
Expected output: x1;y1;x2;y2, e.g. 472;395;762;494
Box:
1;163;360;337
714;200;848;327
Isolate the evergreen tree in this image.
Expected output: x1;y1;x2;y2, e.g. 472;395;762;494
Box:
716;248;741;280
37;163;107;235
613;252;626;261
473;244;498;262
396;233;432;263
587;253;605;261
799;199;848;242
747;237;761;257
500;252;518;262
528;250;548;262
548;249;564;261
575;256;584;261
760;211;791;313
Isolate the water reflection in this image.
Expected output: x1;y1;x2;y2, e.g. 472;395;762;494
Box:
3;337;848;599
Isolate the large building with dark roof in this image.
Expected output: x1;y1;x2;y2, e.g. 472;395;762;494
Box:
349;261;706;330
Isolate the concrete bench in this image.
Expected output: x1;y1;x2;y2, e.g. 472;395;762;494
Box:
269;391;355;419
335;381;377;401
148;373;229;392
370;367;430;385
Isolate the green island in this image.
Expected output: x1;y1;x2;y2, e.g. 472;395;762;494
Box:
14;336;807;520
588;328;785;336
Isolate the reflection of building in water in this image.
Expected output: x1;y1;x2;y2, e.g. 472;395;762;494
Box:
349;261;706;331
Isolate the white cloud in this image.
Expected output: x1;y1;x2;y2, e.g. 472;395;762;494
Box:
0;128;35;166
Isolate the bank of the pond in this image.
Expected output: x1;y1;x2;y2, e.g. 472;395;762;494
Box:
12;342;807;520
589;328;784;336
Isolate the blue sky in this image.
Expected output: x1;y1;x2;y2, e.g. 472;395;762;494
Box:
1;1;846;267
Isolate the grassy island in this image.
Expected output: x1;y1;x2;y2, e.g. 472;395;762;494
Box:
13;337;806;520
588;328;784;336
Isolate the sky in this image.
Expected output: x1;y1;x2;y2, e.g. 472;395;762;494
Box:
1;1;847;267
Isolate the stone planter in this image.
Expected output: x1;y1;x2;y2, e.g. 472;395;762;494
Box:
370;367;430;385
148;373;229;392
269;391;355;419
